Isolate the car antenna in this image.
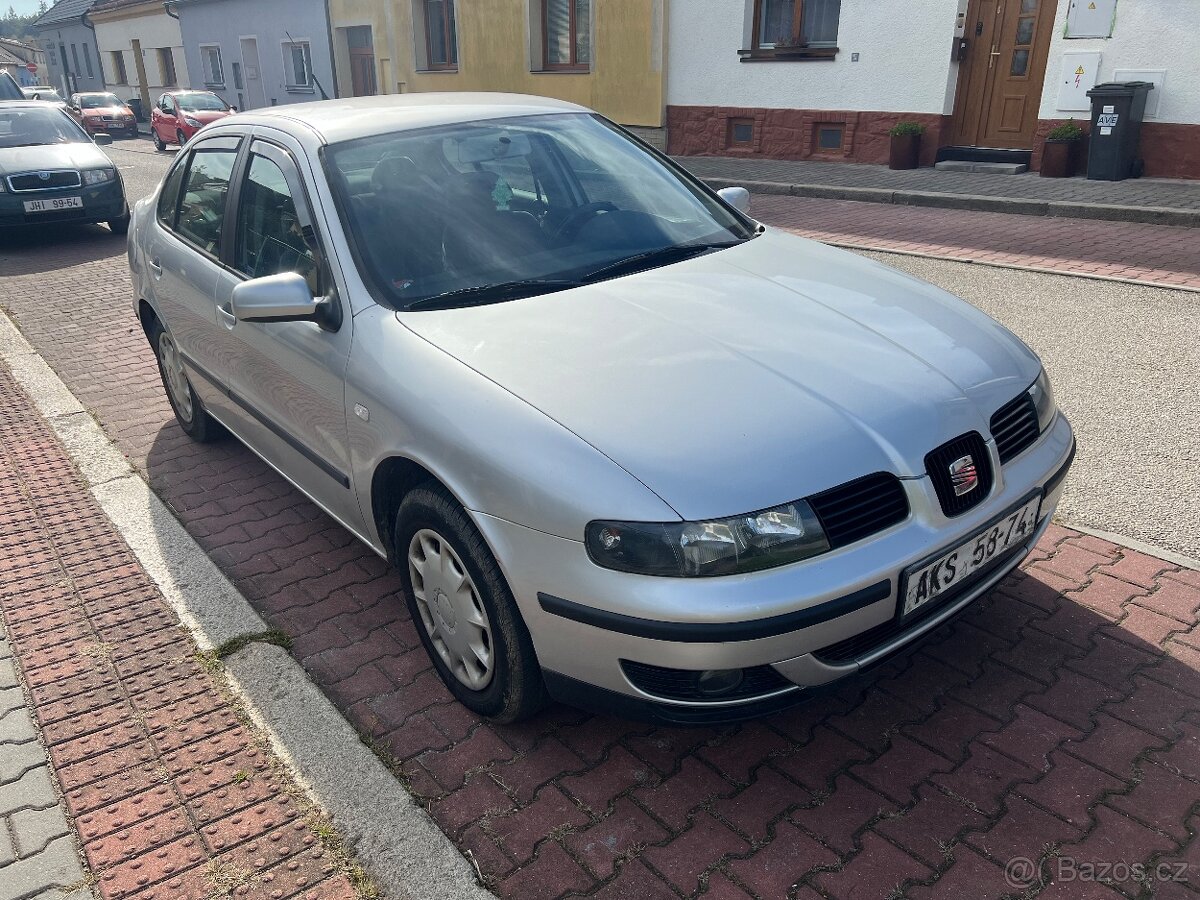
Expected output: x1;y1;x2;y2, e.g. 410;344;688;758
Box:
285;31;328;101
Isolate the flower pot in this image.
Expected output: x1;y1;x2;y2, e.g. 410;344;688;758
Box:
1040;139;1078;178
888;133;921;170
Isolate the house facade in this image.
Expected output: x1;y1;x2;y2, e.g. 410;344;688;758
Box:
667;0;1200;178
168;0;337;111
90;0;189;114
324;0;666;136
0;39;47;88
30;0;106;96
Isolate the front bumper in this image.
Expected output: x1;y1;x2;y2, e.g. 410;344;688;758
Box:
475;412;1076;723
0;181;127;228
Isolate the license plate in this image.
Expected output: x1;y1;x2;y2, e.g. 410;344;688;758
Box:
902;496;1041;617
24;196;83;213
107;123;124;129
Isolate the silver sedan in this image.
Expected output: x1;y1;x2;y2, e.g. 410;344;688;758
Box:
126;94;1075;723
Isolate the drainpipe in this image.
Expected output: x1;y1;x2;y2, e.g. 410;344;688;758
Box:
164;1;180;19
80;7;103;90
323;0;339;98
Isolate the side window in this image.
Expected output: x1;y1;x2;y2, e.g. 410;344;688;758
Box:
156;152;189;227
233;149;322;293
175;145;239;255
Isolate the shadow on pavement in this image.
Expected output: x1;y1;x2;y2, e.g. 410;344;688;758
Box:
0;223;127;276
138;413;1200;898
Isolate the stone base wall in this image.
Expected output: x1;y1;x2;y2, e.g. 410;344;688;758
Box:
1031;119;1200;179
667;105;950;167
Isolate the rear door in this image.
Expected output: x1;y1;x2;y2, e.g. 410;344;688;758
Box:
146;133;245;420
212;132;362;532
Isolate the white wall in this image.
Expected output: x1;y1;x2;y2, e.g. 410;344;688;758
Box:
667;0;963;114
1038;0;1200;124
94;9;191;94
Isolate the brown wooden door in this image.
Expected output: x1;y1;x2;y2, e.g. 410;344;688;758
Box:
950;0;1057;149
350;50;377;97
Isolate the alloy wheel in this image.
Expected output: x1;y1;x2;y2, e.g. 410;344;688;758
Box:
407;528;494;690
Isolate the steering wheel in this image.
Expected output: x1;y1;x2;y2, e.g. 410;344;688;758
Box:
553;201;618;242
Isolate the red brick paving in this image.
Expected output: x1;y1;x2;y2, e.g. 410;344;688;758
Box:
753;194;1200;289
2;231;1200;898
0;365;357;897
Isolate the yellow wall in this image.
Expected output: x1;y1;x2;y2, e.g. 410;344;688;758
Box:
328;0;665;127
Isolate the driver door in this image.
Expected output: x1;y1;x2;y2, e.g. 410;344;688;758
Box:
211;134;364;534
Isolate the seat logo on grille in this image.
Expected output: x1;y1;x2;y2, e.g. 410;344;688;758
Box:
949;454;979;496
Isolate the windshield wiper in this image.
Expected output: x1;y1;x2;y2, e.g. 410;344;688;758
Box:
405;278;583;311
577;241;742;284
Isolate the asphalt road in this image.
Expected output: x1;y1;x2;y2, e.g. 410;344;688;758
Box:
85;140;1199;559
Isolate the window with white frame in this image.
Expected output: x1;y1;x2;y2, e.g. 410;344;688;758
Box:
283;40;313;89
201;45;224;85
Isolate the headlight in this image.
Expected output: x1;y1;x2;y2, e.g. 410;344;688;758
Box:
83;168;117;186
1029;368;1056;432
586;500;830;577
184;117;201;128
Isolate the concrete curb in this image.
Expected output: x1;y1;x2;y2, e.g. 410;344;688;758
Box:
821;241;1200;295
0;311;492;900
701;177;1200;228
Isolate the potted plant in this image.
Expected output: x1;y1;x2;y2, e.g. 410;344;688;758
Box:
888;122;925;170
1041;120;1085;178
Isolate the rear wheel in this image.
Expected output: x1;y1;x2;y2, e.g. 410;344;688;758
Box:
396;484;546;723
148;318;224;442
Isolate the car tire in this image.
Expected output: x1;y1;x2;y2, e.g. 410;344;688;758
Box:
176;129;187;148
147;317;224;443
153;129;165;151
108;213;130;235
395;484;547;723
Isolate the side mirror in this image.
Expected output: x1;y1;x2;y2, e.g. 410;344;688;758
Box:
231;272;332;326
717;186;751;215
93;132;113;145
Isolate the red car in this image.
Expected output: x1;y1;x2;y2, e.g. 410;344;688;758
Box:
68;92;138;139
150;90;234;150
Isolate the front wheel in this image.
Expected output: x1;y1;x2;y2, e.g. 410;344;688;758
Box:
396;485;546;723
152;128;165;151
148;318;224;442
176;129;187;148
108;213;130;235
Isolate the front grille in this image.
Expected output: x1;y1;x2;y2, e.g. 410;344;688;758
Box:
620;660;794;702
814;541;1027;664
808;472;910;548
926;432;992;517
8;170;81;193
990;392;1040;464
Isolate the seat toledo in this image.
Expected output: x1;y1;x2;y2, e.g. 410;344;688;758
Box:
126;94;1074;723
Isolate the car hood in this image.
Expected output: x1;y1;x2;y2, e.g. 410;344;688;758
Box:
84;107;130;117
398;230;1041;521
0;142;110;173
179;109;230;124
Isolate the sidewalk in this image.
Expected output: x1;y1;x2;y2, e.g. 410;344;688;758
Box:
678;155;1200;227
0;364;362;899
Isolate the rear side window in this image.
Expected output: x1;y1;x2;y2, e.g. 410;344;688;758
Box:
156;154;188;227
175;145;239;255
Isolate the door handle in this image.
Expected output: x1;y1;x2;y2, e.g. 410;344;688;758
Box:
217;304;237;329
148;258;163;277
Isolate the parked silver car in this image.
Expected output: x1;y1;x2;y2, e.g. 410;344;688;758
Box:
127;94;1074;723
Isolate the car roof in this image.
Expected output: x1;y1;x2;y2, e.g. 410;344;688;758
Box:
218;92;589;146
0;100;68;110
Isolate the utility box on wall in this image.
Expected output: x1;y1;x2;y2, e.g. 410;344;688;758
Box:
1056;52;1102;110
1066;0;1117;39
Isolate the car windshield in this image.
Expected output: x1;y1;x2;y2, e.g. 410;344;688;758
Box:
178;93;227;112
0;107;87;148
325;113;756;310
81;93;123;109
26;88;62;102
